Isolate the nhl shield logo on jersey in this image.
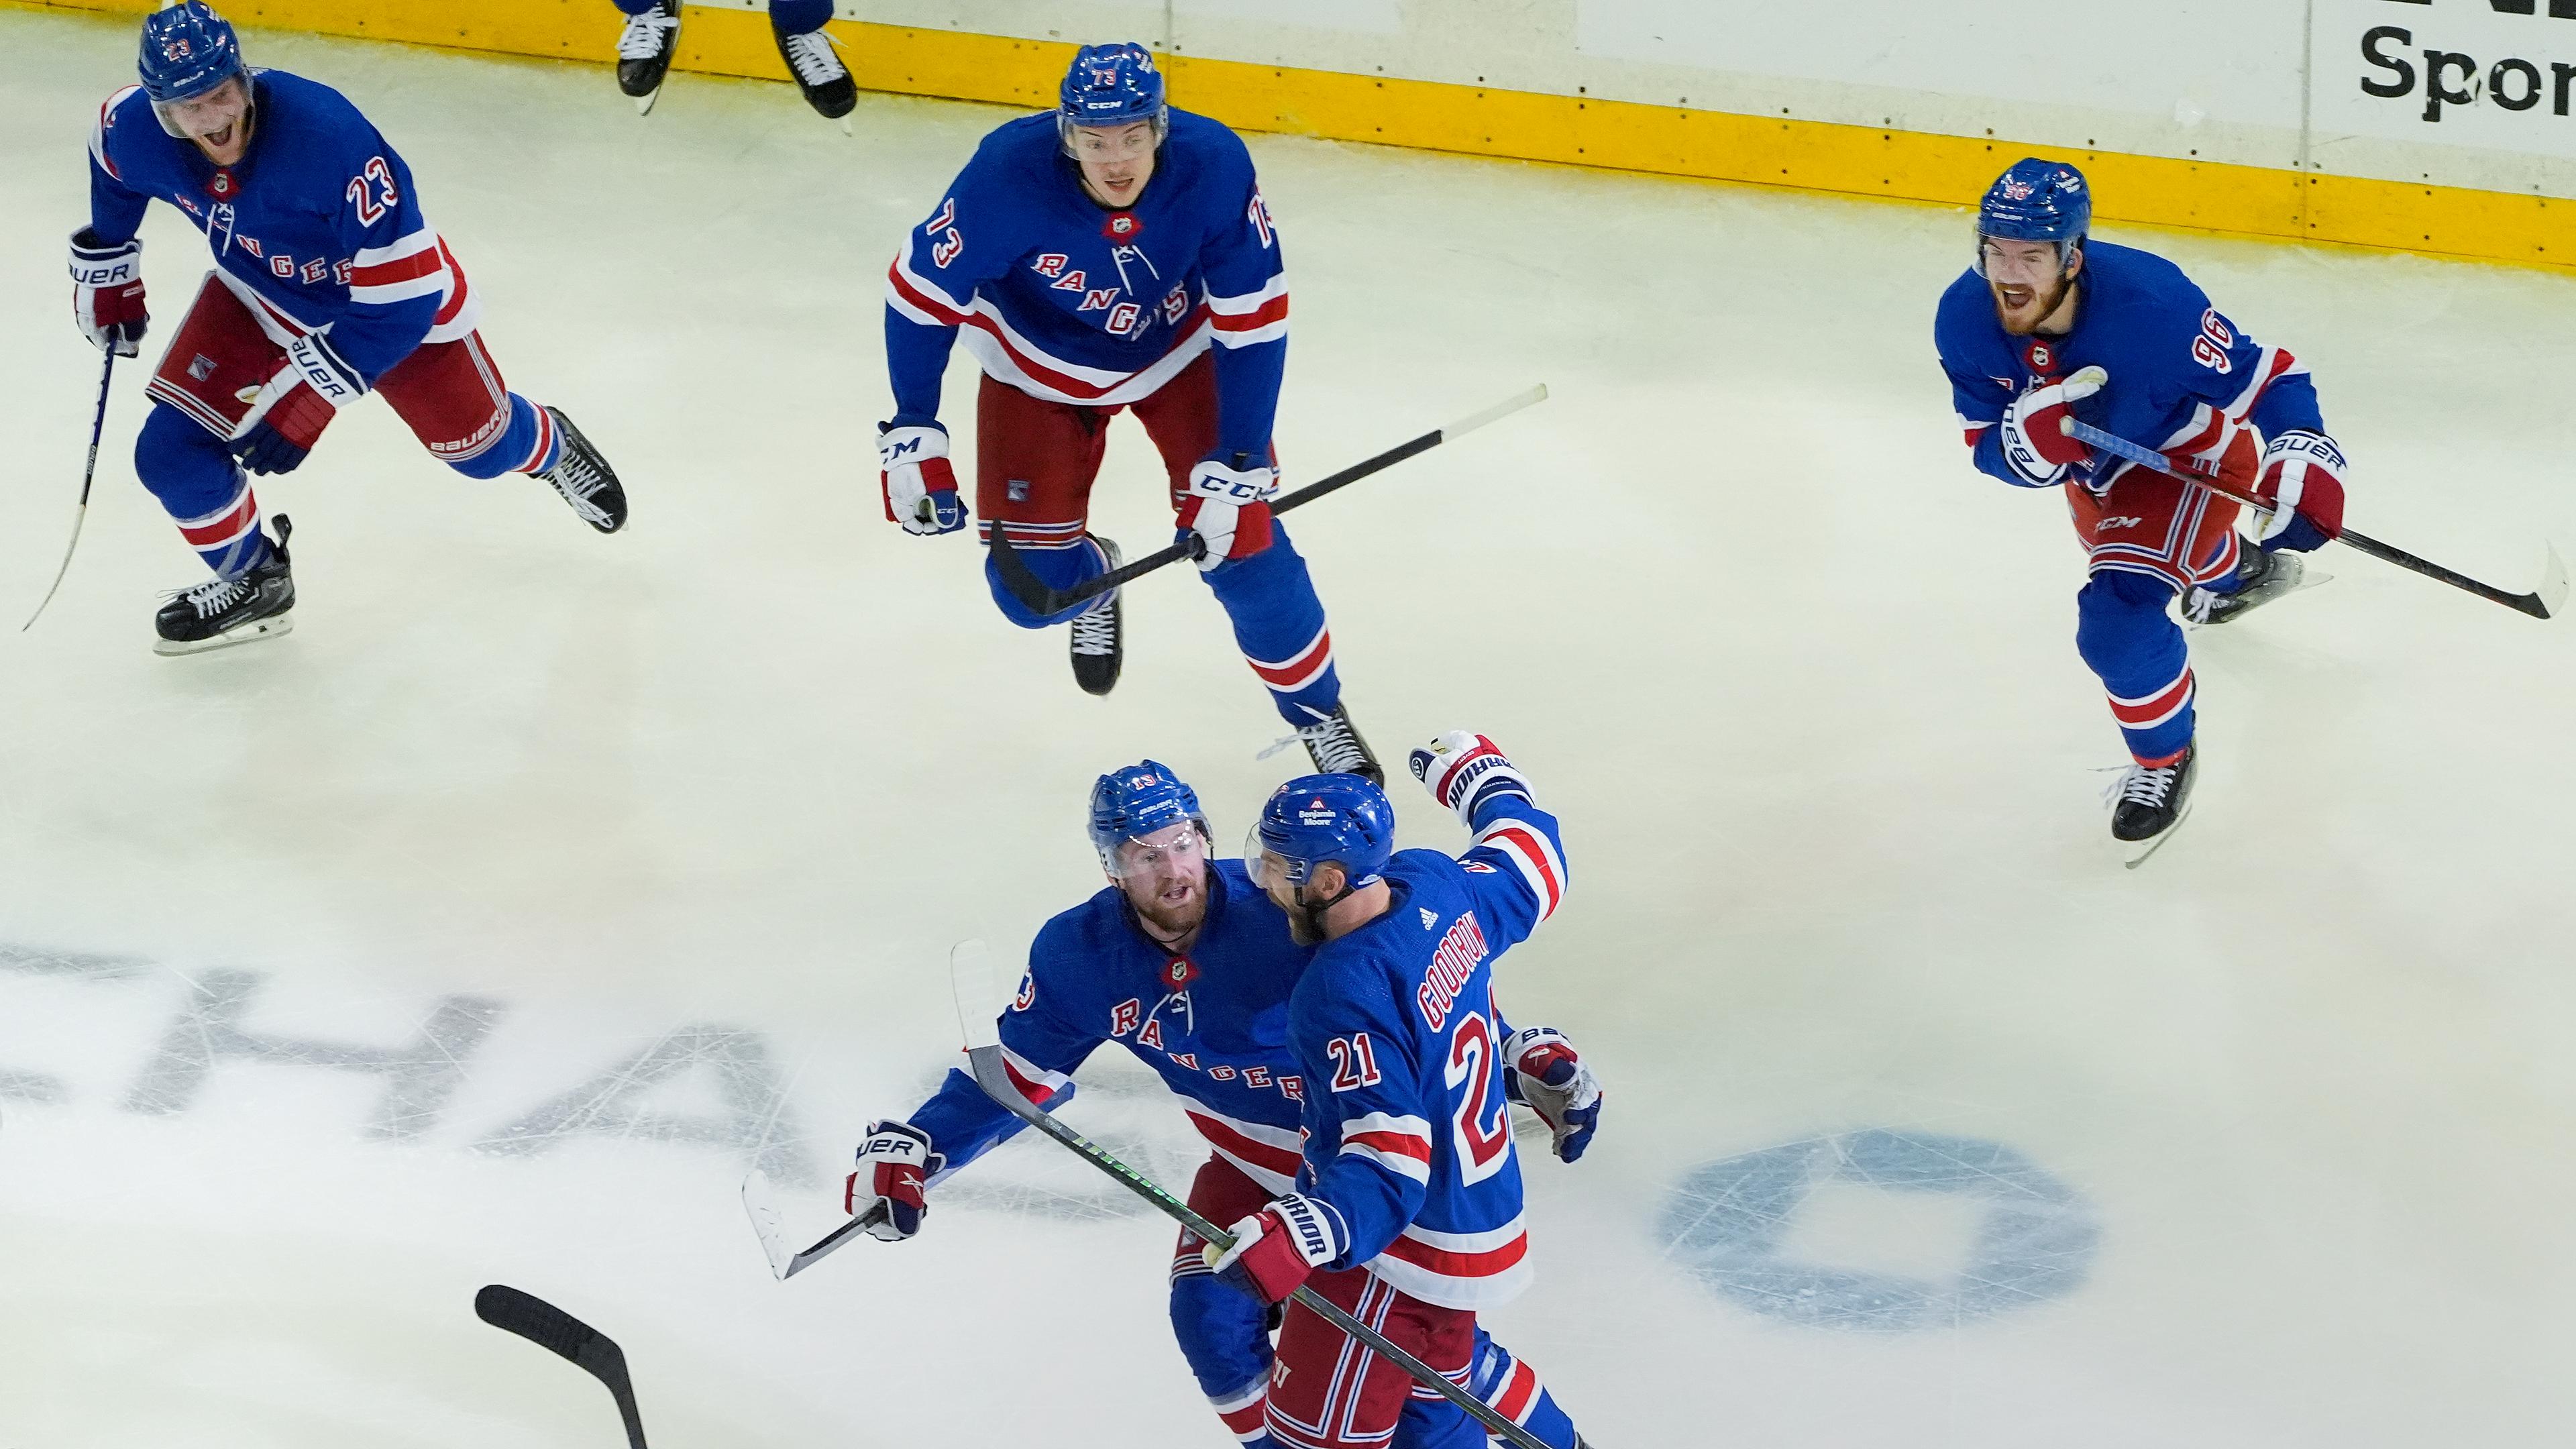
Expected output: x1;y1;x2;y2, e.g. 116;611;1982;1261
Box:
1100;211;1142;241
1161;955;1199;989
2023;340;2057;374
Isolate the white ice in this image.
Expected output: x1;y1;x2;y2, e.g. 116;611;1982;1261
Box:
4;11;2575;1448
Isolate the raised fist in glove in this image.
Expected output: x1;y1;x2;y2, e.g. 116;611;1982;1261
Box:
1996;365;2103;488
1203;1191;1345;1304
1503;1026;1603;1163
2251;429;2347;553
1175;451;1277;572
879;421;963;535
69;229;148;357
1409;731;1532;826
846;1118;945;1242
231;332;363;476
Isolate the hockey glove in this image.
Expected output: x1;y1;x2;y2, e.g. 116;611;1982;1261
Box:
1176;452;1277;572
1203;1193;1344;1305
1996;366;2102;488
231;333;364;476
878;421;964;535
1409;731;1533;826
68;228;148;357
847;1118;945;1242
1503;1026;1603;1163
2251;429;2347;553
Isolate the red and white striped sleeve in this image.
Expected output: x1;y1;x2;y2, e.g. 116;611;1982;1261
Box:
1337;1109;1434;1185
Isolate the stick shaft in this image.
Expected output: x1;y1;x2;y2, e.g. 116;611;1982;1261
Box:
2063;417;2555;619
23;349;117;633
987;384;1547;616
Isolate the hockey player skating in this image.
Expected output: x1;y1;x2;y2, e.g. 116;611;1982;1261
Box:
1205;737;1597;1448
74;3;627;655
608;0;855;119
1933;158;2348;859
878;42;1383;784
847;760;1600;1447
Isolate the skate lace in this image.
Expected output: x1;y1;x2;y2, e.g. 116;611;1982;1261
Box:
780;31;847;86
180;576;251;619
2182;587;2220;625
1297;712;1371;775
1069;599;1118;656
2107;762;2178;810
616;9;679;60
541;448;614;526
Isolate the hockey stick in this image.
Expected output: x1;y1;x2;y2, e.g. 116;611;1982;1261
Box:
474;1285;650;1449
2060;405;2567;621
23;347;118;632
740;1168;890;1280
947;940;1552;1449
987;384;1549;617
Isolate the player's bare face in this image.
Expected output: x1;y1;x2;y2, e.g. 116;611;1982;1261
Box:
1116;824;1210;942
1983;239;2081;337
1072;121;1157;208
161;77;253;167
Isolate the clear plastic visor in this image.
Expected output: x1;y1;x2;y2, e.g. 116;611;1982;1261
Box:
1060;116;1163;164
1242;824;1305;890
1102;820;1208;880
154;74;250;140
1976;235;2070;285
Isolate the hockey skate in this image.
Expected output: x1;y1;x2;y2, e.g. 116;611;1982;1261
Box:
2109;743;2196;867
534;407;629;533
615;0;681;113
776;25;857;121
155;515;294;656
1069;536;1122;696
1295;702;1383;786
2185;545;2326;626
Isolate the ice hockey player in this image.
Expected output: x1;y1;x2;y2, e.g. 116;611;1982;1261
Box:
1205;735;1597;1448
847;759;1599;1447
878;42;1382;784
1933;158;2349;858
608;0;855;119
75;3;627;655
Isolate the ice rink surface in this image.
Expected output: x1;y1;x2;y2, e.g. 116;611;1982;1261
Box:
4;9;2575;1446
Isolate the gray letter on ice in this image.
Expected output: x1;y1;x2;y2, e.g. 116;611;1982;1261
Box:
121;969;506;1139
472;1024;819;1186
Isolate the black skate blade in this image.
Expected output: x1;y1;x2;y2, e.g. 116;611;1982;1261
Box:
154;612;293;657
2188;559;2331;629
2120;795;2194;869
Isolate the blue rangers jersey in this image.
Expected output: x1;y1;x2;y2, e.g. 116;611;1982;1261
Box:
910;860;1315;1195
883;109;1289;457
1283;794;1570;1311
87;69;478;392
1935;240;2324;493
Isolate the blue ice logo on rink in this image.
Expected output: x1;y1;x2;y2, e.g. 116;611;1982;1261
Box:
1658;1129;2099;1331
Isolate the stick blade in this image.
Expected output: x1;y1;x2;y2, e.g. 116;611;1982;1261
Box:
985;527;1069;616
740;1170;797;1280
2533;543;2569;620
951;940;1003;1051
1440;383;1548;439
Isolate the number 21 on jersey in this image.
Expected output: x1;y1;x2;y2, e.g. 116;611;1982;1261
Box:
1445;1010;1511;1185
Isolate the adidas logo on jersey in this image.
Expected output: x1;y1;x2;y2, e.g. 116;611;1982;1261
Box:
1419;907;1437;929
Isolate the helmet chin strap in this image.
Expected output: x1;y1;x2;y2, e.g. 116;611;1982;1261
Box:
1291;875;1354;941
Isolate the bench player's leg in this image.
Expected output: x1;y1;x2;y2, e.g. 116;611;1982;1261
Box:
374;329;628;532
1170;1157;1289;1447
1133;358;1379;780
1266;1269;1479;1449
136;274;294;652
975;375;1120;692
